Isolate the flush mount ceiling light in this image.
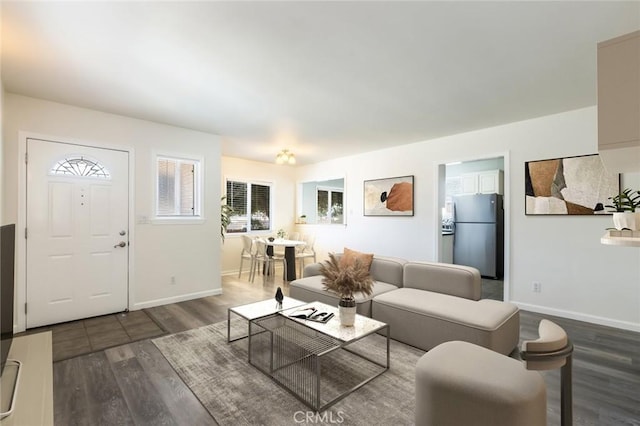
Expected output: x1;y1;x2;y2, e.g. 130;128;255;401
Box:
276;149;296;165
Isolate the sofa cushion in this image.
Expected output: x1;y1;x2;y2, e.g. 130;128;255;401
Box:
368;256;406;287
289;275;399;317
340;247;374;271
403;261;481;300
372;288;519;354
374;288;516;330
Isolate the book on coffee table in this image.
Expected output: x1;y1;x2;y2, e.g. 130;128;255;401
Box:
288;306;334;323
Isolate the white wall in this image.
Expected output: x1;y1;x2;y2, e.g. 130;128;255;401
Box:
296;106;640;331
221;156;296;275
0;0;4;226
3;94;222;331
0;83;4;226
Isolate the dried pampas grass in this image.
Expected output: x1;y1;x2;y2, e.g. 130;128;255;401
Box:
320;253;373;300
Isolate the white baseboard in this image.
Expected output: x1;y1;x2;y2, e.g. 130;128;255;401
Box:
515;302;640;333
132;288;223;310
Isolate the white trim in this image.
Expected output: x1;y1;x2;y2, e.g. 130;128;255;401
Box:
16;131;135;332
515;302;640;333
434;164;447;264
150;217;206;225
131;288;223;310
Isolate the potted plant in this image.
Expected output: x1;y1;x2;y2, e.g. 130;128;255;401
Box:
605;188;640;230
319;253;373;326
276;228;287;239
221;196;234;242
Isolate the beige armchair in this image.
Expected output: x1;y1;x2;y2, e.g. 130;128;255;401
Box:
521;319;574;426
415;340;546;426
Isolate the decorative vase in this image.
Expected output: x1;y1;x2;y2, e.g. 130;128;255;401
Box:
338;297;357;326
612;212;640;231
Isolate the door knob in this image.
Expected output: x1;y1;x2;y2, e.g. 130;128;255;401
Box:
114;241;127;248
119;230;127;236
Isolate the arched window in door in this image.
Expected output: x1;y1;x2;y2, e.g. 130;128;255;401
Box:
50;155;111;179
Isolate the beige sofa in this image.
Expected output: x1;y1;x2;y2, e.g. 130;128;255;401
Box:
290;256;519;355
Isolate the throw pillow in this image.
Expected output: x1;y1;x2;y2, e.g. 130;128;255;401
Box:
340;247;374;271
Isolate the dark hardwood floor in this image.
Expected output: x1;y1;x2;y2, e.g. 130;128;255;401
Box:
52;271;640;426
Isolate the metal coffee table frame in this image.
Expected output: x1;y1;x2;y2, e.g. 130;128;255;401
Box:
227;298;305;345
248;302;390;412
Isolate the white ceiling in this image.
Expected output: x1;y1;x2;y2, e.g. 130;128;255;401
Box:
2;1;639;165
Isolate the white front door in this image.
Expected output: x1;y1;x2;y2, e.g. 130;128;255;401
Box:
26;138;129;328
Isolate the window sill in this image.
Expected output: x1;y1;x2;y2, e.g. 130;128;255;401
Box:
151;216;206;225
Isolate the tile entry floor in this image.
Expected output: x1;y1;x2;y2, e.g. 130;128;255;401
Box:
25;310;167;362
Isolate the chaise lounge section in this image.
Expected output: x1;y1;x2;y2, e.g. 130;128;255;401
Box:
372;261;519;355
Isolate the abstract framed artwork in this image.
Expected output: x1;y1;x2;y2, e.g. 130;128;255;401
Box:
364;175;414;216
525;153;619;215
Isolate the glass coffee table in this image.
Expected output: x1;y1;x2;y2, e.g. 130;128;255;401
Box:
227;297;305;344
248;301;390;412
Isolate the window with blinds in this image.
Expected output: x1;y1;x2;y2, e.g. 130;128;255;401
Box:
156;156;200;217
225;179;272;233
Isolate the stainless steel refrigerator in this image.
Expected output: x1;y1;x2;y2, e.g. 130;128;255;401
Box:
453;193;504;279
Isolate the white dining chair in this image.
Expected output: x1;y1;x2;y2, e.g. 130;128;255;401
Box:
251;239;287;282
238;235;256;279
295;233;316;277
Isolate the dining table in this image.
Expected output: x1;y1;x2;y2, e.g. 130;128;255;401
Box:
265;238;306;281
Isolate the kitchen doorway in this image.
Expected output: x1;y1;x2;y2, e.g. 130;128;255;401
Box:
436;154;510;302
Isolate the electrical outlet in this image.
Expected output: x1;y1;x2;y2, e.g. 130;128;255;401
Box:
136;215;151;225
170;276;176;285
533;282;541;293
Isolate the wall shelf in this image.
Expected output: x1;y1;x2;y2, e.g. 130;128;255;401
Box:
601;230;640;247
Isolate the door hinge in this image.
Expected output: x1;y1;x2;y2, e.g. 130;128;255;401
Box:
25;153;28;164
25;228;28;239
24;303;27;315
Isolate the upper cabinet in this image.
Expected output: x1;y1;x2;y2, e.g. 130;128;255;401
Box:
598;30;640;173
459;170;504;195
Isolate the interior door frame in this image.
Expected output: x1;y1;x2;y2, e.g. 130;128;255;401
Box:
433;150;511;303
16;131;135;332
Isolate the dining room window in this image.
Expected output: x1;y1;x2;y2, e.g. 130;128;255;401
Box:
225;179;272;233
317;187;344;224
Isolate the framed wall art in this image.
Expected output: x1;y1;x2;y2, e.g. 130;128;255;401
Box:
525;153;619;215
364;175;414;216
